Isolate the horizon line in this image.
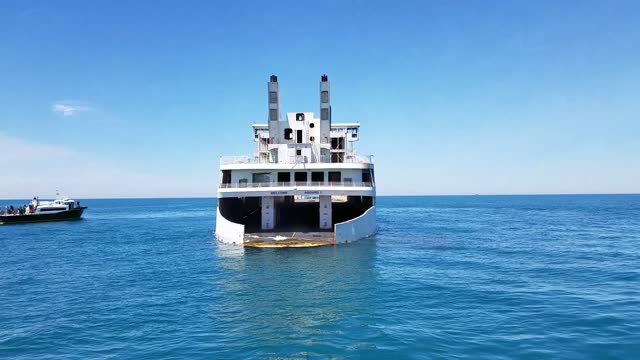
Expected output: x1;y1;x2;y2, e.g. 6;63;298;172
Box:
1;192;639;201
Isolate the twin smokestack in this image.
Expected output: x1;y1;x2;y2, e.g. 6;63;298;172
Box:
267;75;332;144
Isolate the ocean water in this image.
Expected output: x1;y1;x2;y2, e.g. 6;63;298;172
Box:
1;195;639;359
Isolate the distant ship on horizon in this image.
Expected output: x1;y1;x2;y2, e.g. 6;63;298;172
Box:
215;75;376;247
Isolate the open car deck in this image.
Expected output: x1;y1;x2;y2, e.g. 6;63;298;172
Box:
243;231;336;248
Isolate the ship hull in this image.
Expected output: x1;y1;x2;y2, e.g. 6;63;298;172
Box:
0;207;87;225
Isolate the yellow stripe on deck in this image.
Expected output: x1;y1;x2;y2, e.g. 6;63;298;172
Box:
243;231;335;248
243;240;334;248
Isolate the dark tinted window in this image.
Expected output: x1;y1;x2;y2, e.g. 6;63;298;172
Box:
222;170;231;184
362;170;371;183
294;172;307;182
311;172;324;182
277;172;290;182
252;173;270;183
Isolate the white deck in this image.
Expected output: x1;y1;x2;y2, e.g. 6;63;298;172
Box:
218;184;375;198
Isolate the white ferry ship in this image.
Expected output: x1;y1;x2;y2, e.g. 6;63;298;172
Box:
215;75;376;247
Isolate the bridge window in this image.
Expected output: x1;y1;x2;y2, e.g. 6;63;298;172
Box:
277;172;290;183
252;173;270;183
296;113;305;121
311;172;324;182
294;172;307;183
328;171;341;183
362;170;371;183
222;170;231;184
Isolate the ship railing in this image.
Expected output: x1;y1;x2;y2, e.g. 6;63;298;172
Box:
220;156;258;165
219;181;374;189
343;154;373;163
220;153;373;165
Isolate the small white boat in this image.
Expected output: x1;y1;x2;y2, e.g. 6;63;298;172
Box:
1;196;87;225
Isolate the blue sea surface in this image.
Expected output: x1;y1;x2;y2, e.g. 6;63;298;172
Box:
1;195;639;359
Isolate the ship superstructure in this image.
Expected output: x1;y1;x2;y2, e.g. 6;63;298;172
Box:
216;75;376;247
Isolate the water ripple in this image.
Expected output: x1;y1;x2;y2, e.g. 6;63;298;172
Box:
1;195;639;358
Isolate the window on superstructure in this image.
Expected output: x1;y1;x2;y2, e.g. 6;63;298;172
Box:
309;122;315;128
252;173;271;184
321;91;329;103
222;170;231;184
328;171;341;183
311;171;324;183
331;153;344;163
277;172;290;183
362;170;371;184
294;172;307;183
296;113;305;121
284;128;293;140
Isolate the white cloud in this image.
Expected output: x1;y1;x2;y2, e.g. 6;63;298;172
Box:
52;102;92;117
0;132;214;199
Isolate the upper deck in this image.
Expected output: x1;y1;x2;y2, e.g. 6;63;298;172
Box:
220;152;373;167
218;75;375;198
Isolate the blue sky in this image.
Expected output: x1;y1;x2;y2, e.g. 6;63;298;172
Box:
1;0;639;198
